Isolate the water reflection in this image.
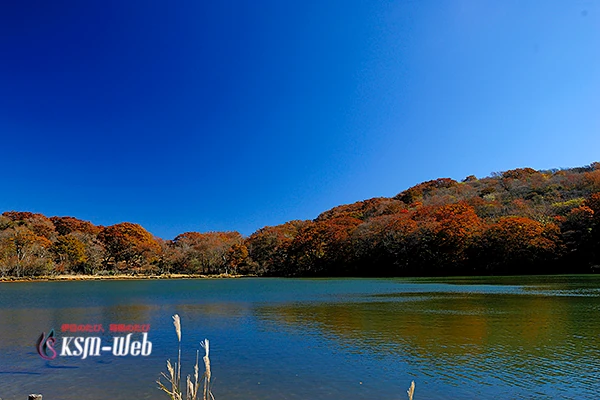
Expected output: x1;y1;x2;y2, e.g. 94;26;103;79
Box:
256;285;600;399
1;277;599;399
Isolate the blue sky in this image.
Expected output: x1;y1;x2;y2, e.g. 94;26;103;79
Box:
0;1;598;239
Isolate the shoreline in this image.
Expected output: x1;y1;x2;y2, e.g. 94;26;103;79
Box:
0;273;249;282
2;271;598;283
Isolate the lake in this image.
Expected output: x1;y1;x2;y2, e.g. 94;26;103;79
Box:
0;276;599;399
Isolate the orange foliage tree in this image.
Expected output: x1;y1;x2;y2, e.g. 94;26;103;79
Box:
0;226;53;276
288;216;362;276
351;212;418;275
316;198;406;222
583;192;600;263
51;216;101;236
52;234;88;273
98;222;161;269
479;217;560;273
2;211;57;240
428;202;484;270
245;220;309;275
170;231;243;274
395;178;458;205
226;243;250;274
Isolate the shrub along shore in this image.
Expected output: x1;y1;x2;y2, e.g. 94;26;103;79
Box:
1;163;600;279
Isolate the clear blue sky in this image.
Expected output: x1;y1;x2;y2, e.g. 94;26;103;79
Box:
0;1;598;239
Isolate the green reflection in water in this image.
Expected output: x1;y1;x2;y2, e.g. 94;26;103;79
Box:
256;278;600;391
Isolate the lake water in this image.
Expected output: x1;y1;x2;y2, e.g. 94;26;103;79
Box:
0;276;599;399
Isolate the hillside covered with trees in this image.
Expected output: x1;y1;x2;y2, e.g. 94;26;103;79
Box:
2;163;600;278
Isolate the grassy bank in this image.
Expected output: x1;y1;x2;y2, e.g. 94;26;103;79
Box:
0;273;249;282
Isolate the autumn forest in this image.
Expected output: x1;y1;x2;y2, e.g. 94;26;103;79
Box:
2;163;600;278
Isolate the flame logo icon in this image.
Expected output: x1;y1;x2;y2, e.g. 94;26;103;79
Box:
37;329;57;360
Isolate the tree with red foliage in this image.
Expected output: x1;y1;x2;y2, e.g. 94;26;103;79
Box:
288;216;362;276
408;203;485;274
352;212;418;275
171;231;243;274
52;234;87;273
2;211;57;240
583;192;600;264
586;192;600;216
479;217;560;273
51;216;101;236
0;226;53;276
246;220;309;275
395;178;458;205
560;205;595;268
98;222;161;269
226;243;249;274
501;168;539;180
430;203;484;269
316;198;406;222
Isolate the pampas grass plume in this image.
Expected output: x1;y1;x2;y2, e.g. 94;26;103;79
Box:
173;314;181;342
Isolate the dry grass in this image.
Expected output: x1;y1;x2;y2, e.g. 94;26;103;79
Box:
407;380;415;400
200;339;212;400
158;314;214;400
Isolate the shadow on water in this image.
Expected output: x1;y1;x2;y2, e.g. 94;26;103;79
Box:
0;371;42;375
43;364;79;369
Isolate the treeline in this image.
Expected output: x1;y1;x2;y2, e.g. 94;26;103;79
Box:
1;163;600;278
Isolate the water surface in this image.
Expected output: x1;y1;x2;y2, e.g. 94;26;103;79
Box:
0;276;599;399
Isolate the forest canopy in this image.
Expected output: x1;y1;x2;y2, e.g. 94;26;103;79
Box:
1;163;600;278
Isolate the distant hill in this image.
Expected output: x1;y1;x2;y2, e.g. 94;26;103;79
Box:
1;163;599;278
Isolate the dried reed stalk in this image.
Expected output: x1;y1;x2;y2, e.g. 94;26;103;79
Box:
407;380;415;400
200;339;213;400
158;314;214;400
